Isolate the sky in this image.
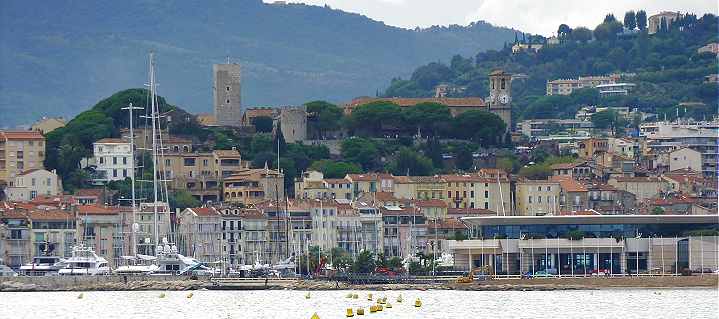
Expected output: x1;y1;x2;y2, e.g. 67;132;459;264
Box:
277;0;718;35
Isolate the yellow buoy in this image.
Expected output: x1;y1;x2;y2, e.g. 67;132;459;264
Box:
396;294;403;303
159;293;166;298
367;293;373;301
346;293;353;298
386;302;392;309
346;308;354;317
305;292;311;299
77;293;84;299
352;293;358;299
186;292;194;299
376;305;383;312
369;306;377;313
356;308;364;316
414;298;422;308
310;313;320;319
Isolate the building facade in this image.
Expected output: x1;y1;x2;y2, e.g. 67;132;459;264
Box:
546;75;619;96
6;169;62;201
0;131;46;186
92;138;132;183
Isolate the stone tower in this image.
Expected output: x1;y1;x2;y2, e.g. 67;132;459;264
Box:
213;63;242;126
487;69;512;132
279;106;307;143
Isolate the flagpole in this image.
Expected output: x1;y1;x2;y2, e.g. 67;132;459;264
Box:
660;235;665;275
557;237;561;277
582;238;586;277
700;234;704;276
674;236;678;276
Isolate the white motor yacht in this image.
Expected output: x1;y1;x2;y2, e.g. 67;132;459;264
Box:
152;242;216;276
19;255;65;276
114;254;159;275
58;244;111;276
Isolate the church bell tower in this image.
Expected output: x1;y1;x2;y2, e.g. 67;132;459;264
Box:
487;70;512;133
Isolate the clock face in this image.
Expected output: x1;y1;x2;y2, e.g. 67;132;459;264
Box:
500;94;509;104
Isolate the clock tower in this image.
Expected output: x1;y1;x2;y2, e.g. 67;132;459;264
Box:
487;69;512;133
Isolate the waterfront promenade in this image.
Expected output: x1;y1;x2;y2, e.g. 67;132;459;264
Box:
1;274;716;292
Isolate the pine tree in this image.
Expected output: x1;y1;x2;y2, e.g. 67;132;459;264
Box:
636;10;647;31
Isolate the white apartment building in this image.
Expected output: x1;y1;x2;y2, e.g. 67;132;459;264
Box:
5;169;62;201
92;138;132;183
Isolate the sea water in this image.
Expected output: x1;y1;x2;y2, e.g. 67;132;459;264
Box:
0;288;716;318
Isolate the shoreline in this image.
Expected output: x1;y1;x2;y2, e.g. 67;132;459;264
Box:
1;275;717;292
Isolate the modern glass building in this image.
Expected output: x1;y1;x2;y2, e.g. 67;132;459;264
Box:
447;215;718;276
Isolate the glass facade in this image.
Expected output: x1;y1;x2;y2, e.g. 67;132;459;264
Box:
479;223;718;239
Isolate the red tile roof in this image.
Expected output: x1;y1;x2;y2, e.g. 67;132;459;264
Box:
187;207;220;217
550;176;588;192
76;205;120;215
0;130;45;140
26;209;74;221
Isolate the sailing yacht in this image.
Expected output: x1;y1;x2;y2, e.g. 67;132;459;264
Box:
58;243;111;276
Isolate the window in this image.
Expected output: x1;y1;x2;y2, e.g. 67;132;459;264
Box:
113;157;117;165
484;191;489;198
501;78;506;89
447;191;452;198
226;86;230;91
470;191;475;198
17;161;23;169
113;169;118;177
123;169;127;178
184;158;196;166
203;159;209;166
31;178;36;186
99;157;104;164
165;159;171;166
528;196;533;203
46;178;51;186
538;196;542;203
547;186;551;191
16;151;23;159
484;202;489;209
538;186;542;191
31;190;37;199
123;157;127;165
226;99;230;104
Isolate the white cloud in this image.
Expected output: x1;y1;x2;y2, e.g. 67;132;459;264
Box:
281;0;717;35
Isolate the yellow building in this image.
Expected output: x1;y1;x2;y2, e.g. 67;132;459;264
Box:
515;179;562;216
0;131;46;186
578;137;609;159
223;167;284;206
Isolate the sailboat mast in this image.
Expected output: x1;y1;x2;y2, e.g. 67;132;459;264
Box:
149;52;160;252
123;102;142;256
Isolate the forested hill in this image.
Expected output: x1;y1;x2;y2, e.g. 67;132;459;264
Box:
383;12;719;123
0;0;516;127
